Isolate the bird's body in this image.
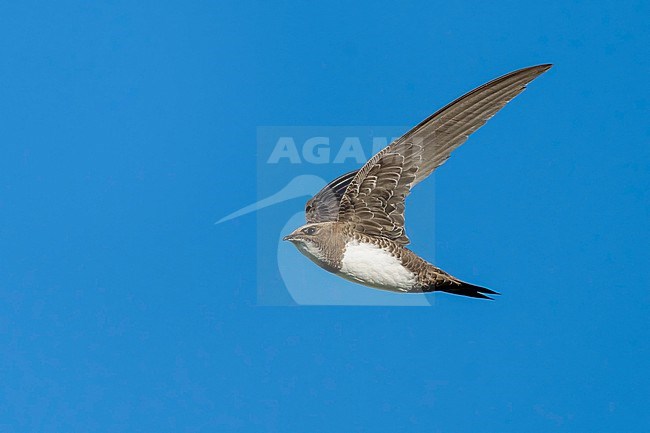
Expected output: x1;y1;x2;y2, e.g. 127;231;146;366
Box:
287;221;493;298
291;222;418;291
284;65;552;299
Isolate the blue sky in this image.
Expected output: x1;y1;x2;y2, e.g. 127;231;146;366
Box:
1;0;649;432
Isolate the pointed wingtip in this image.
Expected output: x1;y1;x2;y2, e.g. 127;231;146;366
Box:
511;64;553;82
529;63;553;76
508;64;553;81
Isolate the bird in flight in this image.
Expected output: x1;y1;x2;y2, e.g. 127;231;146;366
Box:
283;64;551;299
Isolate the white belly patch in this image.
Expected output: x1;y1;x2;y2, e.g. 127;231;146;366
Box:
339;241;416;292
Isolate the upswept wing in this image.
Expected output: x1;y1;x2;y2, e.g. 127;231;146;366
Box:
305;170;358;223
337;64;552;244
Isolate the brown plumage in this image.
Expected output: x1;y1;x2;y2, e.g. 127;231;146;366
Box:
285;65;552;299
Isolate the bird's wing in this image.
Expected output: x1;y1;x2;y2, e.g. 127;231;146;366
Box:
305;170;359;223
337;64;552;245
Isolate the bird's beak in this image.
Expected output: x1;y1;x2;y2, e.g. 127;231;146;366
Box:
283;232;301;242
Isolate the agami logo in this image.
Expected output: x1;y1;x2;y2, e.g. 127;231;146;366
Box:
266;135;399;165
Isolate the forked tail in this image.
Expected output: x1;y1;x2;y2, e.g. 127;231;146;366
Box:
436;280;499;300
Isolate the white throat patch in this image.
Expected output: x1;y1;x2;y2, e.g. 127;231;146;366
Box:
295;240;326;264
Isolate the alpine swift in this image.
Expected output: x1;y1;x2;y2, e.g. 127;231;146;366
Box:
283;64;552;299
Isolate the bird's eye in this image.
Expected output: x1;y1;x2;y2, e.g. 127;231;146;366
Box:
303;227;316;235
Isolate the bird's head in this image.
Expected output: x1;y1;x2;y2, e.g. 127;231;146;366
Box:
283;222;327;246
283;222;337;265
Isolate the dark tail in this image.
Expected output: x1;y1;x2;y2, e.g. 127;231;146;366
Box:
436;280;499;300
